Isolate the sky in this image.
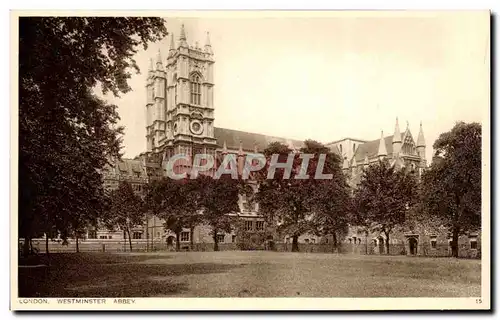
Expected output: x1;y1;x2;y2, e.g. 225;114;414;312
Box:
96;11;490;163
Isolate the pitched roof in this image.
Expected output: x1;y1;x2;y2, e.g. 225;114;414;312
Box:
353;135;394;163
214;127;304;152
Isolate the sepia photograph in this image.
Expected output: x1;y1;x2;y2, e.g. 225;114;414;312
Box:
11;10;490;311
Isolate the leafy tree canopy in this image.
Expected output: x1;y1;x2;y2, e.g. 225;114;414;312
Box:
353;159;418;254
256;140;349;251
420;122;481;257
19;17;167;249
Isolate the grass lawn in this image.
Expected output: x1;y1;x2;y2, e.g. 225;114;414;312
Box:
18;251;481;297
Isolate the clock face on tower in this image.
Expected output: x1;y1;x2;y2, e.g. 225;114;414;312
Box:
190;120;203;135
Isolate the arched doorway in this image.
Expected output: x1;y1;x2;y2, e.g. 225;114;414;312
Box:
408;237;418;255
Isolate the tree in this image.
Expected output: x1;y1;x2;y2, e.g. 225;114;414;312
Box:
302;141;351;251
255;142;301;252
145;173;242;252
420;122;481;258
19;17;167;255
105;181;144;251
353;160;417;254
146;178;204;252
198;175;241;251
310;180;352;251
255;140;347;252
182;179;206;249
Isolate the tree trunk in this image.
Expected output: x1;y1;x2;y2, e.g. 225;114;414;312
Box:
384;232;390;255
146;214;149;252
127;229;133;252
213;229;219;252
365;231;368;255
45;236;50;260
332;233;338;253
292;235;299;252
30;238;34;254
190;226;194;250
75;234;80;253
176;231;181;252
451;227;460;258
23;237;30;257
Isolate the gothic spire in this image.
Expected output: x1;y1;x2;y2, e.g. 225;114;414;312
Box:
180;24;186;40
352;156;357;168
417;121;426;147
148;58;154;77
155;49;163;68
205;31;211;46
169;33;175;52
204;31;213;55
222;141;227;154
179;24;188;47
393;117;402;143
364;154;369;167
378;130;387;157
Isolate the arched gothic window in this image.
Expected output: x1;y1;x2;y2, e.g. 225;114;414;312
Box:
190;73;201;105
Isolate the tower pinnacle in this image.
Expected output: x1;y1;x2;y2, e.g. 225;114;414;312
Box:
179;24;188;47
392;117;402;155
148;58;154;77
378;130;387;157
169;33;175;53
417;121;426;147
393;117;402;143
155;49;163;69
205;31;213;55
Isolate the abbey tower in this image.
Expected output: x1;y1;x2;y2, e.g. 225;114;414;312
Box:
145;25;217;173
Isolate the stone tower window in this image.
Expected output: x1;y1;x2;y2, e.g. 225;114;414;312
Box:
190;73;201;105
